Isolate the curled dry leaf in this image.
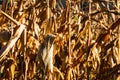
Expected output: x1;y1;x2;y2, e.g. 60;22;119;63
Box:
0;0;119;80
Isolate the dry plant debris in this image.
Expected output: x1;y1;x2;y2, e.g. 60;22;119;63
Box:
0;0;120;80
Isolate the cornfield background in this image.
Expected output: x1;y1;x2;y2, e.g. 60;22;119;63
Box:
0;0;120;80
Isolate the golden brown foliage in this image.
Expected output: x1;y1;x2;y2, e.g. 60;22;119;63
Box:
0;0;120;80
